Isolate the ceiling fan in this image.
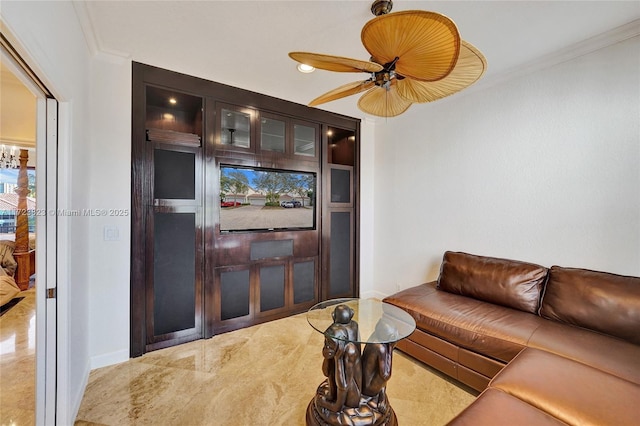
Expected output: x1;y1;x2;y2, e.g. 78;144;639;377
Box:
289;0;487;117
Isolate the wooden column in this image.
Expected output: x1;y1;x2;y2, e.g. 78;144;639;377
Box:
13;149;32;290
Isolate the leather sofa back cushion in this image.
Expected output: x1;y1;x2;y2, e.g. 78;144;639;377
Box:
437;251;547;314
539;266;640;345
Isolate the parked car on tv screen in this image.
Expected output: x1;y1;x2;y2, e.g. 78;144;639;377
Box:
221;201;241;207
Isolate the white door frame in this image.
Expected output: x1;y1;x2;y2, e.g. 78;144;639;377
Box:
1;28;60;426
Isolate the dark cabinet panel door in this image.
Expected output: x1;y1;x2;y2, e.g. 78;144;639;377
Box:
328;165;353;207
220;267;251;321
144;133;203;351
293;258;317;305
211;264;254;333
326;210;354;299
145;206;203;352
152;211;196;335
259;262;286;313
153;148;196;200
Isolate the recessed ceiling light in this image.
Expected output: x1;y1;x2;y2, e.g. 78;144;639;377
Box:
297;64;315;73
169;98;177;104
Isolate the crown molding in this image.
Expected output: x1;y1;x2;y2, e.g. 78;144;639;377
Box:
351;20;640;123
469;19;640;96
72;1;130;63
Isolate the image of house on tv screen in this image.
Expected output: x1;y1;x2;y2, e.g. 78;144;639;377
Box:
219;165;316;232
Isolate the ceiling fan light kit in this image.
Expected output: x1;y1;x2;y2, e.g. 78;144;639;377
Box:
289;1;487;117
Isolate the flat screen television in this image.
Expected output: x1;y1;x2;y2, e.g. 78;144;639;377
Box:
219;165;316;233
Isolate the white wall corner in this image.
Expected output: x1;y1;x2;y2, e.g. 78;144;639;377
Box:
361;289;390;301
362;116;379;126
90;348;130;370
69;359;91;424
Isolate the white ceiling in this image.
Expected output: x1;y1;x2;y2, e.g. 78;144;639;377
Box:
81;1;640;119
0;61;37;148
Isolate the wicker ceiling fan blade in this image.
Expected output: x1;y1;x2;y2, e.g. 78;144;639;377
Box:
309;80;376;106
361;11;460;82
289;52;384;73
396;40;487;103
357;84;413;117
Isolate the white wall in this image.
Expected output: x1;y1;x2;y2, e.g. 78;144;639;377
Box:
373;35;640;296
1;0;93;423
359;118;377;298
87;56;132;369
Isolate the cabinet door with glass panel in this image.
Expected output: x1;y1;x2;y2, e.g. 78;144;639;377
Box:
215;103;256;153
257;113;319;160
292;119;319;161
258;112;287;156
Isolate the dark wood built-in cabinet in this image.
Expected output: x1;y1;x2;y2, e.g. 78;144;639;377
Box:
131;63;360;356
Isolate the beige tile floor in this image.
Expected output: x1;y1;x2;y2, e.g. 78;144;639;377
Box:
0;290;477;426
75;313;477;425
0;288;36;426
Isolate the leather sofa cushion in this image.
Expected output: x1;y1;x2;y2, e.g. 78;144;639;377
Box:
490;348;640;426
528;320;640;385
539;266;640;345
384;282;546;363
437;251;547;314
447;388;567;426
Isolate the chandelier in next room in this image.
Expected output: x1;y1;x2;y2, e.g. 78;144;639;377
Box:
0;145;18;169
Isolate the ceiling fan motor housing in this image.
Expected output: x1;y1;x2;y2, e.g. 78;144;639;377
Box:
371;0;393;16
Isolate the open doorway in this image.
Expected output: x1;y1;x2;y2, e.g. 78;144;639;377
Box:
0;33;57;425
0;47;38;426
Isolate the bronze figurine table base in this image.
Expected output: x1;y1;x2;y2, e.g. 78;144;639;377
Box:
305;301;412;426
306;379;398;426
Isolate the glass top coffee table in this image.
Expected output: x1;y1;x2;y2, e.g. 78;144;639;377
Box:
305;298;416;426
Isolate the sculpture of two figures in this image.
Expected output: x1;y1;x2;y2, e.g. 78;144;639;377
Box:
306;305;399;426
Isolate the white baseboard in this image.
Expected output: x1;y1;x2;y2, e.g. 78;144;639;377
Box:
90;348;129;370
70;359;91;424
360;290;389;301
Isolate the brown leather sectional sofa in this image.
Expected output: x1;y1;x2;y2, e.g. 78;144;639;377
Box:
383;251;640;425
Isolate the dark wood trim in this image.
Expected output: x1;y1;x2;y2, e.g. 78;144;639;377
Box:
354;121;361;298
130;64;147;357
135;62;359;130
